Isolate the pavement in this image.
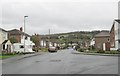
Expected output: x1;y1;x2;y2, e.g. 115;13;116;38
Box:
2;52;47;64
2;48;118;74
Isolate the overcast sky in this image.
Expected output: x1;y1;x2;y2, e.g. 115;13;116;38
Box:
1;0;119;35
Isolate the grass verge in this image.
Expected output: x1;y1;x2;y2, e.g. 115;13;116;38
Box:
0;54;17;59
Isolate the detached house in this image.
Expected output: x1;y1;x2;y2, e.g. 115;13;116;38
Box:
110;19;120;50
8;28;35;53
8;28;30;43
94;31;110;51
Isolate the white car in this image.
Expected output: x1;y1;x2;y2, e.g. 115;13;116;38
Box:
48;46;57;52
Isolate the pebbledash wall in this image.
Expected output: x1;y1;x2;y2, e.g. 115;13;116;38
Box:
0;28;8;52
111;2;120;50
114;21;120;50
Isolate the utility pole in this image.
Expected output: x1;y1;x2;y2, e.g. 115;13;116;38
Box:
48;29;50;47
24;16;28;53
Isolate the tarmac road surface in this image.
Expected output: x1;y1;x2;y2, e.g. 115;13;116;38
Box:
2;48;118;74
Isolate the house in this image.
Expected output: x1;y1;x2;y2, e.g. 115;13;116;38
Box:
13;36;35;53
8;27;30;43
90;38;95;46
110;19;120;50
94;31;110;51
0;28;12;52
0;28;8;52
2;40;13;53
8;28;35;53
40;35;60;48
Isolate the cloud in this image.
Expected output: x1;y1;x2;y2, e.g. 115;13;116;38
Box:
1;0;119;35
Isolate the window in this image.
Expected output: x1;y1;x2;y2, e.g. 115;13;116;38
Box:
108;38;110;42
3;45;5;50
20;45;24;48
25;36;28;40
119;40;120;44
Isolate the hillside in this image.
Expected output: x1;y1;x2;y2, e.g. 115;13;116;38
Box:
39;30;109;44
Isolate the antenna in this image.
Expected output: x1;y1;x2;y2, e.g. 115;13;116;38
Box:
49;29;50;35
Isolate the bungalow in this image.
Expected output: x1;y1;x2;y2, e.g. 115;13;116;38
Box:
94;31;110;51
110;19;120;50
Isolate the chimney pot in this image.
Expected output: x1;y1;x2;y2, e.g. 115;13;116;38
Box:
20;27;23;32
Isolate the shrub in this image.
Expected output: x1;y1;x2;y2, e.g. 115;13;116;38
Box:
104;51;110;54
97;50;105;53
32;47;39;52
108;51;120;54
77;48;84;52
40;47;48;52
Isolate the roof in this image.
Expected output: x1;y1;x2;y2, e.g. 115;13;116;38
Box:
2;40;8;44
2;40;12;45
8;29;31;37
95;32;110;37
0;28;7;32
110;19;120;33
115;19;120;23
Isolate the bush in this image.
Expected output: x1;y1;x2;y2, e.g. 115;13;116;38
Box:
77;48;84;52
105;50;120;54
97;50;105;53
32;47;39;52
40;47;48;52
61;45;68;49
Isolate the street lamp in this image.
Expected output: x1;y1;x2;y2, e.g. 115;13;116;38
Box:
24;16;28;53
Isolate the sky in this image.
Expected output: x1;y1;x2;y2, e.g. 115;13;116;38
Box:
1;0;120;35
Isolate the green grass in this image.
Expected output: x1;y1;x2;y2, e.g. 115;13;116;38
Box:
38;47;48;52
0;54;17;59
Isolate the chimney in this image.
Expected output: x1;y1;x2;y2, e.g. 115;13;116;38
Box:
20;27;23;32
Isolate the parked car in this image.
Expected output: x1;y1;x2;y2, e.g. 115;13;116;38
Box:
48;46;57;52
75;45;80;50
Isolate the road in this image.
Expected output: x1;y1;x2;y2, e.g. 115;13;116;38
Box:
2;48;118;74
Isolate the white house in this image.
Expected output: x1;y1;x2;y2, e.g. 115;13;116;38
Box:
90;38;95;46
40;40;47;47
13;35;35;53
40;39;59;48
7;28;35;53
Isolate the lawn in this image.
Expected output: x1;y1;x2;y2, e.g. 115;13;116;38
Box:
0;54;17;59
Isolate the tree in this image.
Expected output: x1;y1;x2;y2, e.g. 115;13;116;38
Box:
31;34;40;47
9;37;18;44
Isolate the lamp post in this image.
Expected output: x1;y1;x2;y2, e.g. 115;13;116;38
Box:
24;16;28;53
